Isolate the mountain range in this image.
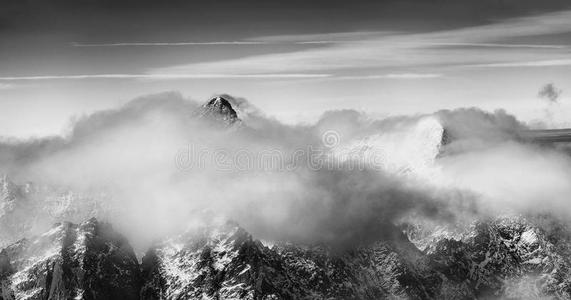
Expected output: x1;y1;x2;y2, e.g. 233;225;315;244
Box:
1;96;571;299
2;213;571;299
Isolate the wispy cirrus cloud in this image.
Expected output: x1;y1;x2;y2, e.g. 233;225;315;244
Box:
335;73;443;80
7;10;571;84
147;10;571;77
0;73;445;82
71;41;270;47
427;43;567;49
71;32;392;47
467;59;571;68
0;73;332;81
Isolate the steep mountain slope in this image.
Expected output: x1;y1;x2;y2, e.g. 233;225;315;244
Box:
0;96;242;249
0;175;109;248
3;97;571;299
0;96;241;249
408;215;571;299
140;221;294;300
140;215;571;300
140;220;477;300
199;96;240;126
0;218;141;300
2;213;571;299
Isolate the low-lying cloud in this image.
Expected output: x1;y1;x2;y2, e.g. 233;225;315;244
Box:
1;92;570;251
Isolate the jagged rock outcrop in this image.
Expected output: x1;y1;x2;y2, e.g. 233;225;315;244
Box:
140;221;472;299
140;221;294;300
409;215;571;299
0;175;110;248
199;96;240;126
3;214;571;299
0;97;242;249
0;96;242;247
3;94;571;299
0;218;141;300
272;240;447;299
140;215;571;300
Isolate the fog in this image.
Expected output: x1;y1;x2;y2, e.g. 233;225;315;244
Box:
1;92;571;250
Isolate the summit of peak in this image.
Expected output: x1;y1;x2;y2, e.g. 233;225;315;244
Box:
205;96;232;107
200;95;240;125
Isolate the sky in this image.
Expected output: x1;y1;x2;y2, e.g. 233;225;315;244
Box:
2;0;571;137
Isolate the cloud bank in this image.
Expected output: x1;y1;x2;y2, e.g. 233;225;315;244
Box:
1;92;571;251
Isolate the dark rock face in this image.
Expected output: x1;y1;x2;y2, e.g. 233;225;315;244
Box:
0;218;141;300
0;175;110;249
3;215;571;299
412;215;571;299
139;221;470;300
140;221;293;300
140;216;571;300
200;96;240;126
272;241;443;299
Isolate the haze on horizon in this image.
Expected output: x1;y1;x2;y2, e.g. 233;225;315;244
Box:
2;0;571;137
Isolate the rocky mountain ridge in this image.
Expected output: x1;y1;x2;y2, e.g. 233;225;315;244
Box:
0;174;110;249
2;96;571;299
0;218;141;300
199;96;240;126
2;214;571;299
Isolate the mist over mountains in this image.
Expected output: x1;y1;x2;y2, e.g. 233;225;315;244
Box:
2;93;571;299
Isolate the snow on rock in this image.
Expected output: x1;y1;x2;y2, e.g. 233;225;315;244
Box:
418;214;571;299
331;116;444;182
0;218;141;300
139;215;571;299
199;96;241;127
0;174;111;249
141;221;289;299
141;221;474;299
520;229;539;245
3;213;571;299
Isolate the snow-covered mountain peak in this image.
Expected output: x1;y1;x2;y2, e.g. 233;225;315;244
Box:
200;96;240;126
